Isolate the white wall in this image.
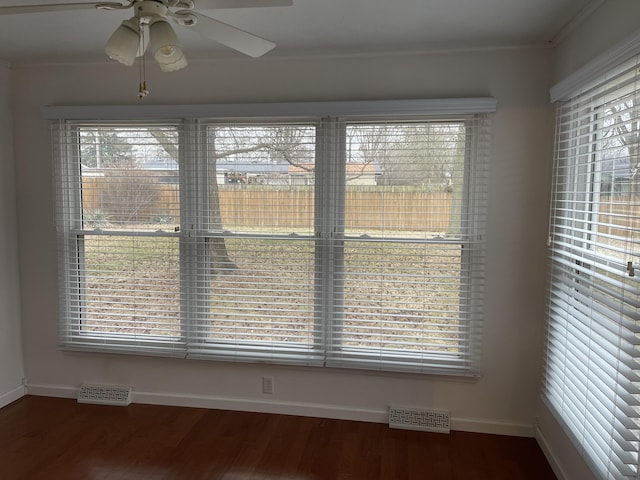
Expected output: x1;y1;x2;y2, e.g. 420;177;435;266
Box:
540;2;640;479
0;62;25;408
12;47;554;435
552;0;640;83
537;403;598;480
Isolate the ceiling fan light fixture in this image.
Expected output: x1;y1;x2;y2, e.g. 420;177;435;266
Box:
158;51;188;72
149;18;186;71
104;17;141;67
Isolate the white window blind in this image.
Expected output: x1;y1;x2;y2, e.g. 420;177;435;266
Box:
545;55;640;479
187;122;321;365
55;122;184;355
52;100;492;375
326;118;489;374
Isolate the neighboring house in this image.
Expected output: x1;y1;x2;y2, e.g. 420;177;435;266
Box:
345;163;382;186
288;162;381;186
601;156;632;194
216;160;290;185
83;159;381;187
142;158;179;184
216;160;381;186
81;158;180;184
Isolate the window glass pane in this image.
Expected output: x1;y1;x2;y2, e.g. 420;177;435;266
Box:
206;124;316;235
73;125;181;340
207;238;316;346
198;124;318;357
80;235;180;336
340;241;464;353
79;126;180;232
345;122;466;239
337;122;469;361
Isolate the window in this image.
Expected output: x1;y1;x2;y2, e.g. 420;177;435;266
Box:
52;99;492;375
545;56;640;479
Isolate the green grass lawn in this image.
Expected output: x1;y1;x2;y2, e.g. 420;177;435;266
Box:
81;233;464;353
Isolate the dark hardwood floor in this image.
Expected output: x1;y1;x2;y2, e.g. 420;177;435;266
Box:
0;395;556;479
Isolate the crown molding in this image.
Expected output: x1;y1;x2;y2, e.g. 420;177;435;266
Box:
550;28;640;102
551;0;606;47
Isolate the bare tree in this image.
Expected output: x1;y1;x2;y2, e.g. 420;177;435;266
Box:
603;98;640;196
149;125;311;274
101;161;161;224
346;124;395;183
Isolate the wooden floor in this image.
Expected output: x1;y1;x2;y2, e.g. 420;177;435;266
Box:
0;396;556;480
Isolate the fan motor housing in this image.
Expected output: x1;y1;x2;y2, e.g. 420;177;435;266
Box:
135;0;170;20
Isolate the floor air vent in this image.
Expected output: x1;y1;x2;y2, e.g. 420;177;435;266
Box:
77;383;132;406
389;406;450;434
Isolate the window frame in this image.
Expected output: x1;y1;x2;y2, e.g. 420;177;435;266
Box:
545;57;640;480
50;98;494;376
324;116;484;374
56;121;187;356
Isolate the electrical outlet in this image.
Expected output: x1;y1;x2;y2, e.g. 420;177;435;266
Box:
262;376;274;394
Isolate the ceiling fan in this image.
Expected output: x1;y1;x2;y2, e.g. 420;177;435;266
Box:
0;0;291;85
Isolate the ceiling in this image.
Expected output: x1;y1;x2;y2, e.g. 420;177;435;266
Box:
0;0;598;64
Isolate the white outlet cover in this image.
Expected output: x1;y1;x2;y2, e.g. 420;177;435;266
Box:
262;376;274;394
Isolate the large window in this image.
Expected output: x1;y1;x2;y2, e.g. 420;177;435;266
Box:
52;100;491;375
545;56;640;479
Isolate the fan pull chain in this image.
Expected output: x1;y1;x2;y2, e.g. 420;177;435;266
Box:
138;18;149;99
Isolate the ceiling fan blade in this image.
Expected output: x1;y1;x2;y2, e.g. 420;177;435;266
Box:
194;0;292;9
180;11;276;58
0;2;113;15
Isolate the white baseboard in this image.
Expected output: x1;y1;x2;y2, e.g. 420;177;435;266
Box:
536;427;568;480
26;383;387;422
26;384;77;399
25;383;535;437
135;390;389;423
0;384;26;409
451;417;535;437
133;391;536;437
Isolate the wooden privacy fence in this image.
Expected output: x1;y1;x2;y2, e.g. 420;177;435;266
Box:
219;188;454;231
82;179;455;231
81;176;180;224
598;195;640;238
